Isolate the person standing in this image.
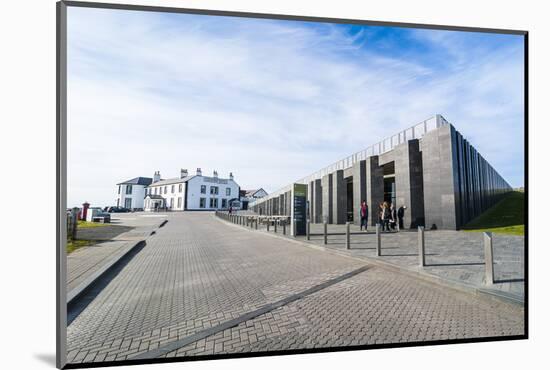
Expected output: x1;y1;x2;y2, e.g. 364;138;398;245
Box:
390;204;397;230
382;202;391;231
359;200;368;231
397;205;407;230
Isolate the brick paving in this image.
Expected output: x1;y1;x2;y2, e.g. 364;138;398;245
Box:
66;212;524;364
244;218;524;300
67;214;166;293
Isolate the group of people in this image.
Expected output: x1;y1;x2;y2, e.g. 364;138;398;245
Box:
358;200;407;232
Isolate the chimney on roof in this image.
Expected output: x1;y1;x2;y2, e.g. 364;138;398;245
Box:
196;168;202;176
153;171;161;182
180;168;188;178
213;170;218;178
229;172;234;181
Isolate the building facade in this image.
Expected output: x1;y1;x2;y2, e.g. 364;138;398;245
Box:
250;115;512;230
142;168;240;211
116;177;153;210
239;188;268;210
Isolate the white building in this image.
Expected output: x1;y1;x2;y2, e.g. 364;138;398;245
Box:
143;168;240;211
239;188;268;210
116;177;153;210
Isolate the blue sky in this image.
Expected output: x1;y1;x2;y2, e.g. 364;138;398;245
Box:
67;7;524;207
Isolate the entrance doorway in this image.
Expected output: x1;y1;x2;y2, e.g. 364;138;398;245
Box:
383;161;396;206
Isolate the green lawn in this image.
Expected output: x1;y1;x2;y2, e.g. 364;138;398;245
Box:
77;220;110;228
66;238;95;254
462;191;525;236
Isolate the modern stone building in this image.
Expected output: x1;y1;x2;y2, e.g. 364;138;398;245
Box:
250;115;511;230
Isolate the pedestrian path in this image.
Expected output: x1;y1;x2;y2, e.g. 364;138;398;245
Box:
67;216;167;294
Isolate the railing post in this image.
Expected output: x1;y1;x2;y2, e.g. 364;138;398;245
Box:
323;221;328;245
70;207;79;240
484;232;494;285
346;221;350;250
418;226;425;267
306;220;310;241
376;223;381;256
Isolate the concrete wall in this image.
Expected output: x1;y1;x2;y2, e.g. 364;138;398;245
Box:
332;170;347;224
393;139;425;228
365;156;384;225
321;173;333;223
421;124;511;230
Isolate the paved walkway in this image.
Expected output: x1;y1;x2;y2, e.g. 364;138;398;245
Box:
67;214;167;293
66;213;524;364
240;217;524;301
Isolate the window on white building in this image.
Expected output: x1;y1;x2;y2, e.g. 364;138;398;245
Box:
201;185;206;194
226;188;231;196
222;199;227;208
179;184;183;192
171;185;175;193
209;198;218;208
200;198;206;208
177;197;182;208
125;185;132;195
210;186;219;195
118;185;121;194
164;186;167;194
154;187;158;195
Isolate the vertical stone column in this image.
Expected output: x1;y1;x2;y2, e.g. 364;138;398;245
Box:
332;170;347;224
366;156;384;226
312;179;323;223
421;124;460;230
352;160;366;226
393;139;424;229
321;173;333;224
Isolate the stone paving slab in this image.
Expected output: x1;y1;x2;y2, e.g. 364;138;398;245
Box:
67;215;167;294
162;264;523;358
243;220;524;302
66;212;365;364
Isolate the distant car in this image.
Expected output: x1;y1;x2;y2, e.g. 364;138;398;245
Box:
86;207;111;223
105;206;131;213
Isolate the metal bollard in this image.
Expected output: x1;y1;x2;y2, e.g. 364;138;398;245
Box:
323;221;328;245
346;222;351;249
283;221;286;235
484;232;494;285
306;220;310;240
267;220;270;232
274;219;278;233
246;217;249;227
376;223;381;256
418;226;425;267
255;217;258;230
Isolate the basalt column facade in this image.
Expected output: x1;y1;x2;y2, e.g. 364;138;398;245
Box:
250;116;512;230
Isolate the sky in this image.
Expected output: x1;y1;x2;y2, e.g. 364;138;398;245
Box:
67;7;525;207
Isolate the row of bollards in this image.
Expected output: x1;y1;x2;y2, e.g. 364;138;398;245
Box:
215;211;495;286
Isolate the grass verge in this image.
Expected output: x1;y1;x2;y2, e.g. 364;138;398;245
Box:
462;191;524;236
67;239;95;254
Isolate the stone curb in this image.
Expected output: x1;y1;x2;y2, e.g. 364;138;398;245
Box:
66;218;168;306
215;215;524;308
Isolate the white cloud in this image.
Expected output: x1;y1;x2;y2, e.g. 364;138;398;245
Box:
66;7;524;207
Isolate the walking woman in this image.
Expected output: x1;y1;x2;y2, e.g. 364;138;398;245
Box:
382;202;391;231
359;200;368;231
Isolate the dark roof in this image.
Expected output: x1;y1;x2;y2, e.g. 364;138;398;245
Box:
117;177;153;186
145;194;164;199
244;188;267;197
147;175;196;187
